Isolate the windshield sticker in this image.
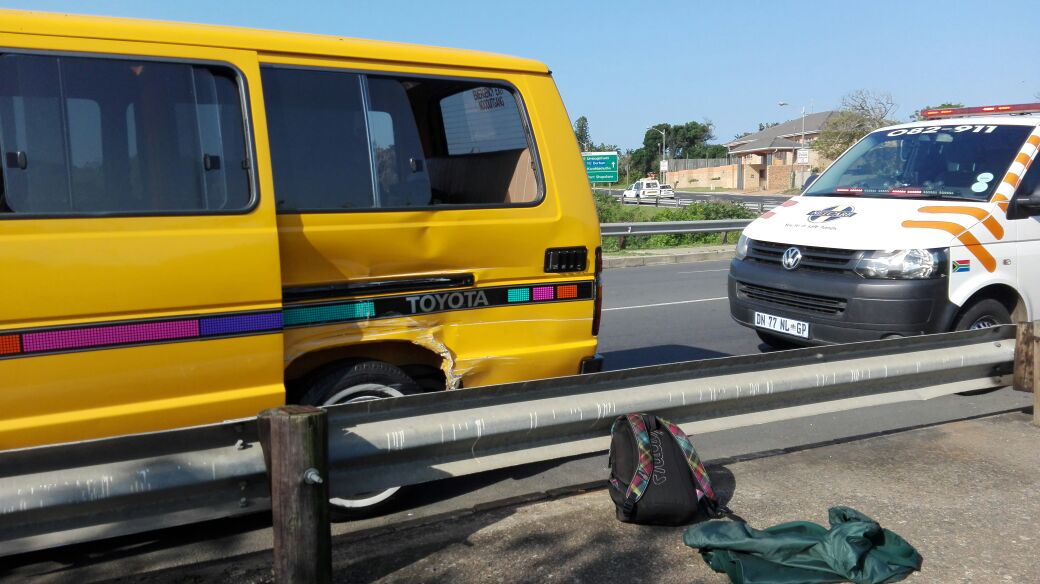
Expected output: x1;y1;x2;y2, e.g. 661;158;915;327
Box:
971;182;988;193
977;172;994;183
806;205;856;223
952;259;971;273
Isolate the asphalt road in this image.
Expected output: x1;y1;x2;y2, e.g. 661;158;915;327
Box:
5;262;1032;582
599;260;757;368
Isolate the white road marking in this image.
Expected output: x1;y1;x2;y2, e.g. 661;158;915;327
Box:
676;268;730;274
603;297;727;311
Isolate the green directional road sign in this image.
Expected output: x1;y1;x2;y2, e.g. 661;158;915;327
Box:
582;152;619;182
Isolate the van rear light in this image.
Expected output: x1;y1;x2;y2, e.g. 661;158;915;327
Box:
592;246;603;336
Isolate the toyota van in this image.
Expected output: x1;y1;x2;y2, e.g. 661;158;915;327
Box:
0;9;603;466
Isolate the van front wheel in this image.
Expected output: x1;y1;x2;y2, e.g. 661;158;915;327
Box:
299;360;421;516
953;299;1011;331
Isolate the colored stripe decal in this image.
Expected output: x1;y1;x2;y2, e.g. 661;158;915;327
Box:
199;312;284;336
23;320;199;353
0;335;19;355
507;288;530;302
1;309;283;360
557;284;578;299
284;301;375;326
0;280;594;359
532;286;555;301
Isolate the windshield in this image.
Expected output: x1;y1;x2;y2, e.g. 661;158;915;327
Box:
805;124;1033;201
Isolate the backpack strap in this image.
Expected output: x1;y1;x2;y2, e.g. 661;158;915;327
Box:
656;417;730;518
608;413;655;515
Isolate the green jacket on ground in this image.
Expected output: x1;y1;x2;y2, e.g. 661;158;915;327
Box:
683;506;922;584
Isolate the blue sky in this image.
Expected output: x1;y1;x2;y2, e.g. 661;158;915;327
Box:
4;0;1038;149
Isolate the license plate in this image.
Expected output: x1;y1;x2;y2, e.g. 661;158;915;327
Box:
754;312;810;339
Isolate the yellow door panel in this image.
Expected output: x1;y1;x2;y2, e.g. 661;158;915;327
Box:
0;336;285;449
0;37;284;448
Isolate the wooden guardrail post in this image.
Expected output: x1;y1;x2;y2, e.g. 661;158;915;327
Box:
258;406;331;584
1013;321;1039;425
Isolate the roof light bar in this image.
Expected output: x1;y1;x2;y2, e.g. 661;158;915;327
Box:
921;103;1040;119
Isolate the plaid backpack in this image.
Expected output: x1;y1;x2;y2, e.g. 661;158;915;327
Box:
608;413;729;525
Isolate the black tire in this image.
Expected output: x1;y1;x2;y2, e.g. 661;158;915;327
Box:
952;298;1012;331
756;330;803;351
299;360;421;517
953;299;1011;395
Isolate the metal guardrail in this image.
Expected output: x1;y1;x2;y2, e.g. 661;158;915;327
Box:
617;196;779;213
0;326;1015;555
600;219;753;237
593;189;782;213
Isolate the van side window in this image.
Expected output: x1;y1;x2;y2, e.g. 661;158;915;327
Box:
261;66;542;212
261;68;375;211
0;54;251;215
431;86;539;205
366;78;431;208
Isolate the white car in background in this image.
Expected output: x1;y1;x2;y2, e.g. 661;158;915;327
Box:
622;179;662;199
659;183;676;198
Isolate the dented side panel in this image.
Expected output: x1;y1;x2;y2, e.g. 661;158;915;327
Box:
272;61;601;388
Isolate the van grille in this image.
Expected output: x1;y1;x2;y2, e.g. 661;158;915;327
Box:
737;282;847;315
748;240;860;273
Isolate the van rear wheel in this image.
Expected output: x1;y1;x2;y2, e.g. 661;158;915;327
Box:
300;360;421;516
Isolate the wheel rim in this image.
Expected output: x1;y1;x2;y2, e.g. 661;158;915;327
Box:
322;383;404;509
969;315;1000;330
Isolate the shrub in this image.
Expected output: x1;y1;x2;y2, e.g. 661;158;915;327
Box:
595;196;754;251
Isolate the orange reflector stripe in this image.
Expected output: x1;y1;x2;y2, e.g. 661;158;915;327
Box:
902;220;997;272
917;206;1005;239
982;217;1005;240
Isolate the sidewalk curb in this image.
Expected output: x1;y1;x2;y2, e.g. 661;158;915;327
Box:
603;246;735;269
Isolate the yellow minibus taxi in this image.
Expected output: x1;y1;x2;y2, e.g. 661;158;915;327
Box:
0;10;602;507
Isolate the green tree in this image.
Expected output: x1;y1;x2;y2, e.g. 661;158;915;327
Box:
814;90;898;160
669;121;715;158
573;116;591;151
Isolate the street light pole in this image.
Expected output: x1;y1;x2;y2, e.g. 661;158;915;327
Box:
649;126;666;181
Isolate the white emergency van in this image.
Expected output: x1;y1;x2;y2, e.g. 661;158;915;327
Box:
728;103;1040;348
623;179;664;198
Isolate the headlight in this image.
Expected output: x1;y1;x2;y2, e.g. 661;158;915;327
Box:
735;233;750;260
854;248;947;279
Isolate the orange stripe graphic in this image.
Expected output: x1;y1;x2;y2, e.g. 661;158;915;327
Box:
1030;135;1040;147
918;206;1004;239
902;220;997;272
1017;152;1031;166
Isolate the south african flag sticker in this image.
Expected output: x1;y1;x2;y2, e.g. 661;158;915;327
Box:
952;259;971;273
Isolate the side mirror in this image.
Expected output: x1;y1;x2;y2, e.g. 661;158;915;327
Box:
1007;195;1040;220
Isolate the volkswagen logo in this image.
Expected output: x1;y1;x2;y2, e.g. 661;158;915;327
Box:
781;247;802;270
